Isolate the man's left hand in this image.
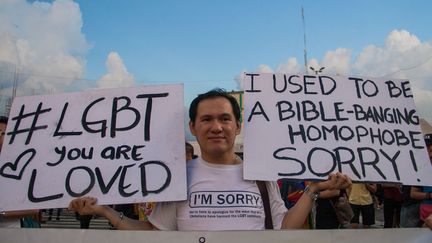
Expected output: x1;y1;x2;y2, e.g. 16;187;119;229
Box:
311;172;352;191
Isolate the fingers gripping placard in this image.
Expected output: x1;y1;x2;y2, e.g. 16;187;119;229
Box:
0;84;186;211
243;73;432;186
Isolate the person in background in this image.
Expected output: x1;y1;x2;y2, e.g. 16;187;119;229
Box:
400;185;421;227
0;116;40;228
411;182;432;227
315;189;341;229
382;184;403;228
185;142;194;161
348;183;377;228
410;134;432;227
375;184;384;210
47;208;62;221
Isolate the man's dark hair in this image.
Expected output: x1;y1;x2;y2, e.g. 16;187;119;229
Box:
189;88;241;123
0;116;8;125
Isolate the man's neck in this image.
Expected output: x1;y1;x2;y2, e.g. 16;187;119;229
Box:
201;152;240;165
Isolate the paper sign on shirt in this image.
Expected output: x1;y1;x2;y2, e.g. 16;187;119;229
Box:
243;73;432;186
0;84;187;211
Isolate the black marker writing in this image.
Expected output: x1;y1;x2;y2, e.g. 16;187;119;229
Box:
47;146;94;166
54;102;83;137
244;73;261;93
100;145;145;160
385;80;413;98
8;103;51;145
349;77;379;98
27;160;172;202
28;169;64;202
136;93;169;141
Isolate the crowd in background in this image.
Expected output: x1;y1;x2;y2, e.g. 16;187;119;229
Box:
279;179;432;229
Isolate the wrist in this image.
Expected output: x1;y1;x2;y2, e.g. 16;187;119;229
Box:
99;205;113;218
304;185;320;201
426;192;431;200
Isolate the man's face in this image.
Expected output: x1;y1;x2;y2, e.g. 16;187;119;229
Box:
0;122;6;153
189;97;240;159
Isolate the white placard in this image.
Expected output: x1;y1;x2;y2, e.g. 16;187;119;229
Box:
0;84;186;211
243;73;432;186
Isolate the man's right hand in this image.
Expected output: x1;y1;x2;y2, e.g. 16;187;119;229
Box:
69;197;155;230
68;197;107;216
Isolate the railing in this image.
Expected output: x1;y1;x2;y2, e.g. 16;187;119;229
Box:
1;228;431;243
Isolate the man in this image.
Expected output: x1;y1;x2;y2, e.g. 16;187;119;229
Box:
0;116;40;228
69;89;351;230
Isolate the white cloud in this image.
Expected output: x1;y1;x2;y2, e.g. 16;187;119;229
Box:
234;70;246;91
321;48;352;75
276;58;302;74
0;1;137;116
412;87;432;123
351;29;432;122
385;30;421;52
0;0;89;98
352;30;432;78
255;64;273;73
97;52;134;89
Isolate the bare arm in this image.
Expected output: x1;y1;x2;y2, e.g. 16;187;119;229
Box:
410;186;430;200
69;197;155;230
365;184;377;194
281;185;316;229
281;173;351;229
101;205;155;230
2;210;39;219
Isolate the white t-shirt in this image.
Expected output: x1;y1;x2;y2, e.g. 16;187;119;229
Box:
148;158;287;231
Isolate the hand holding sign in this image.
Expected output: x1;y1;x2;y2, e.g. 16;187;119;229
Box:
69;196;154;230
68;196;103;216
311;172;352;191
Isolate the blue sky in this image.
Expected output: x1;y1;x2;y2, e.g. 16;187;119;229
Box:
76;0;432;79
1;0;432;122
78;0;432;105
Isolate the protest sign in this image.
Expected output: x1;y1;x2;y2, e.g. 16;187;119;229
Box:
0;84;186;211
243;73;432;186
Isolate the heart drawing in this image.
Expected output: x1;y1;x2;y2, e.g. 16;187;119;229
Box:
0;148;36;180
